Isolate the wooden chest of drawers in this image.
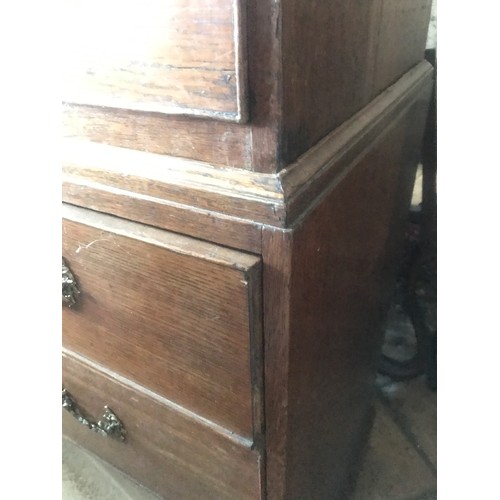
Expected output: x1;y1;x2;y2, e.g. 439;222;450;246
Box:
62;1;434;498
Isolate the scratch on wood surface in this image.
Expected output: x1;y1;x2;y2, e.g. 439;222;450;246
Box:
76;236;111;254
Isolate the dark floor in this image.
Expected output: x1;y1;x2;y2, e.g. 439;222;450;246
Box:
353;374;437;500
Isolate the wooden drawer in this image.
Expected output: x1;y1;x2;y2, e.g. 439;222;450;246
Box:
62;0;247;122
62;350;262;499
62;204;262;440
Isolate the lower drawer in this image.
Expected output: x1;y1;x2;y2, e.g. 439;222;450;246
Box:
62;350;263;500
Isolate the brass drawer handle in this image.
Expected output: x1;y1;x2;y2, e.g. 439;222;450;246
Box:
62;258;80;308
62;388;126;441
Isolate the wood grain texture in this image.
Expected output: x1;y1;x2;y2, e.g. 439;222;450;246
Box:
61;0;283;172
62;138;285;225
261;228;293;500
280;63;434;227
285;123;416;500
58;1;436;496
246;0;282;172
62;103;253;169
62;204;262;439
62;351;262;500
62;64;432;241
62;0;431;172
280;0;376;166
62;0;247;122
62;180;264;254
261;96;430;499
371;0;433;96
279;0;432;166
247;256;266;454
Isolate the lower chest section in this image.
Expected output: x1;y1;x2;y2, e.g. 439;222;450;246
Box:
62;203;264;499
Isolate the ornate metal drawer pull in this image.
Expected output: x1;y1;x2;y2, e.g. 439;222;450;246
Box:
62;388;126;441
62;258;80;307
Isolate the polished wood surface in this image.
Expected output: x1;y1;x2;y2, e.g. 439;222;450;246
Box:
61;1;435;496
261;97;430;499
62;0;282;171
62;103;253;169
280;0;432;165
63;0;247;122
280;63;432;226
372;0;433;96
62;63;432;251
62;138;284;225
63;351;262;499
62;204;262;439
261;228;293;500
62;0;432;172
62;178;264;254
61;75;433;498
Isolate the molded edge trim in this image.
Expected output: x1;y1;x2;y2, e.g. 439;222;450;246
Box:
62;61;433;230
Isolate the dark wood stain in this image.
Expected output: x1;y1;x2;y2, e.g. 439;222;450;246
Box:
261;97;430;499
62;103;253;170
63;0;247;121
62;0;432;173
279;0;432;167
62;180;264;254
261;228;293;500
62;204;262;439
246;0;282;172
61;1;435;496
63;351;262;500
61;65;431;245
372;0;433;96
281;64;433;226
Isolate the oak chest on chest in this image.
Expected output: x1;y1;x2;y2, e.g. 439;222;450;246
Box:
62;1;434;498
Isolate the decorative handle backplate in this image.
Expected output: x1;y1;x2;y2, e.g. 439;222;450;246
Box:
62;388;126;441
62;258;80;307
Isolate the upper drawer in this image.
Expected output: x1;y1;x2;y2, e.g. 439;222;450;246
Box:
62;0;247;122
62;204;261;439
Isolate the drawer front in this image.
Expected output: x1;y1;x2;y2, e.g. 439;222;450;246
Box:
62;204;262;439
62;351;262;500
62;0;247;122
